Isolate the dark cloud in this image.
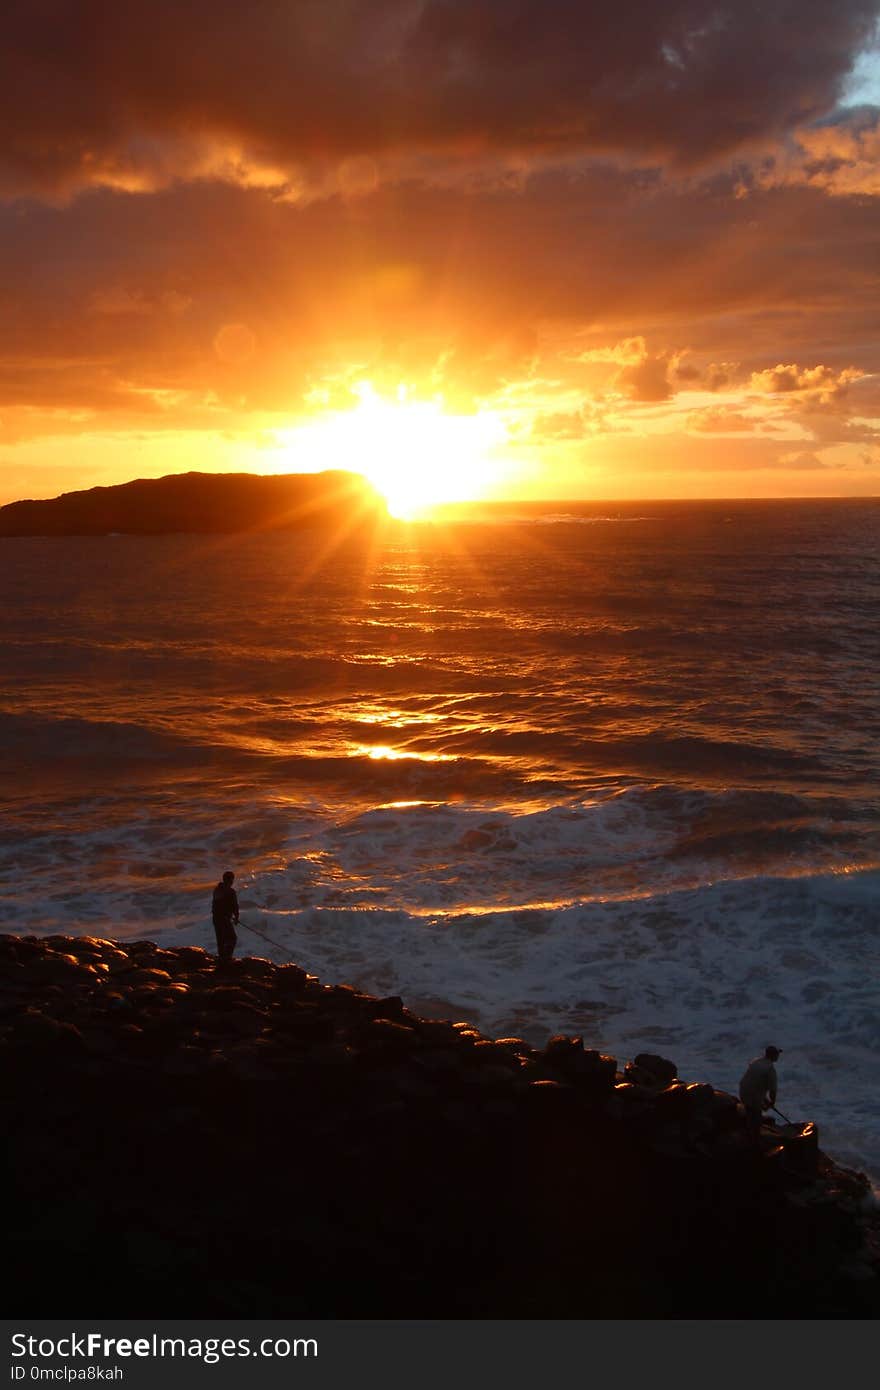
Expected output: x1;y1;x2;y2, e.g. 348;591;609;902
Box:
1;1;877;198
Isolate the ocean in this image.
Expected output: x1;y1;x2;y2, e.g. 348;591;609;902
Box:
2;496;878;1179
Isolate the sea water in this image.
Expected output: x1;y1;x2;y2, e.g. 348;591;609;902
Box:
1;497;878;1179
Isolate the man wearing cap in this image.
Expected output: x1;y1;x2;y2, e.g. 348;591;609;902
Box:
739;1045;782;1139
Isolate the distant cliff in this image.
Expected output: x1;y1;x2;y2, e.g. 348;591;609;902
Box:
0;469;388;536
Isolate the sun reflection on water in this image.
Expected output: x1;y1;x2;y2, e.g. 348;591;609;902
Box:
353;744;455;763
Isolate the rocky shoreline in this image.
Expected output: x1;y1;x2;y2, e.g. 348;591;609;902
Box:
4;933;878;1318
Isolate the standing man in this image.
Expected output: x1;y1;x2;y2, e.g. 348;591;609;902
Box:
739;1045;782;1139
211;870;239;963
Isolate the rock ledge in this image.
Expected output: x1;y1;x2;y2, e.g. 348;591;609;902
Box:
3;934;878;1318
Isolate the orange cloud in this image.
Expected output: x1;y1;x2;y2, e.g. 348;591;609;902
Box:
777;450;834;469
574;337;648;366
748;363;864;399
614;348;685;403
687;409;759;433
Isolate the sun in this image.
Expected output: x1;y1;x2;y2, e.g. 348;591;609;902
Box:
278;383;508;518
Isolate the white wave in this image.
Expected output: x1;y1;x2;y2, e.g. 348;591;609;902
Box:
233;867;880;1181
13;831;873;1181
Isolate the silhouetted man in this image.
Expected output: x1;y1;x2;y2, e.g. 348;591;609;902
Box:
739;1045;781;1139
211;870;239;962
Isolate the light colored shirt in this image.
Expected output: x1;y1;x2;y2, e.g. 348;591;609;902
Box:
739;1056;777;1107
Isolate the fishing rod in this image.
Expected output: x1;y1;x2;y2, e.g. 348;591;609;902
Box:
237;918;299;961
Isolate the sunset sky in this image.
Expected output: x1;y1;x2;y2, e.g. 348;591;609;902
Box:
2;1;880;509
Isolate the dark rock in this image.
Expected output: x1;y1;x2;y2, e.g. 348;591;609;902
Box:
606;1081;658;1122
415;1020;460;1043
652;1082;694;1115
542;1037;617;1093
12;1010;84;1050
3;930;878;1320
126;968;173;986
175;947;213;970
707;1089;742;1127
470;1041;522;1070
542;1033;583;1061
625;1053;678;1088
777;1122;820;1179
275;963;309;993
363;995;406;1021
201;987;261;1009
416;1048;465;1077
359;1019;415;1045
24;954;95;983
236;957;276;981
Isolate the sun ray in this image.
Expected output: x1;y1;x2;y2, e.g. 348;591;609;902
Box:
278;383;509;519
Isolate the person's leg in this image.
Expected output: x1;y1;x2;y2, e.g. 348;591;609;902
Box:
219;919;236;961
745;1103;763;1145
